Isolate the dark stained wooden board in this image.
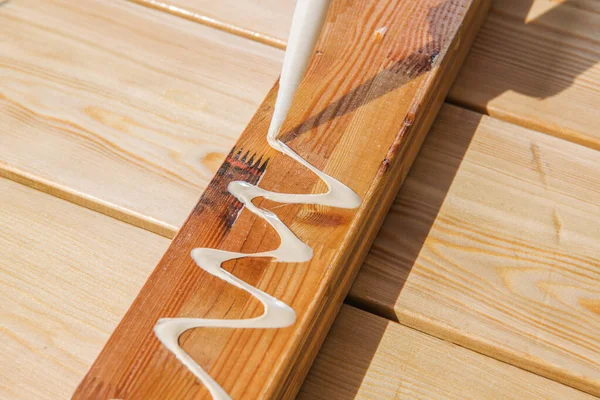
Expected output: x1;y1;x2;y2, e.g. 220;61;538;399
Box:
74;0;490;398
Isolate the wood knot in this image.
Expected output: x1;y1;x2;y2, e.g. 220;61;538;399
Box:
380;158;391;173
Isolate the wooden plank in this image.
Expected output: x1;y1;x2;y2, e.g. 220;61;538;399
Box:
135;0;600;151
449;0;600;150
1;187;587;400
75;1;490;398
300;306;597;400
348;104;600;396
0;0;283;236
0;178;170;400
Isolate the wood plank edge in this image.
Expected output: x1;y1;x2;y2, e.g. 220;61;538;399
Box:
126;0;287;50
0;162;177;239
276;1;491;397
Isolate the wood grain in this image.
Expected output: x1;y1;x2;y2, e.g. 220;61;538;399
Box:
75;0;489;398
2;183;588;400
0;178;170;400
348;104;600;396
300;306;597;400
0;0;283;236
134;0;600;150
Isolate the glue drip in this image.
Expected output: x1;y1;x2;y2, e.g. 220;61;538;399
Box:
154;1;360;398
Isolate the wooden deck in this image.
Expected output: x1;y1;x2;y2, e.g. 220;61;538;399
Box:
1;0;599;398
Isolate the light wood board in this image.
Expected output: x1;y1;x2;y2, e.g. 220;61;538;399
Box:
75;0;489;398
133;0;600;151
2;178;591;400
0;178;170;400
349;104;600;396
0;0;282;236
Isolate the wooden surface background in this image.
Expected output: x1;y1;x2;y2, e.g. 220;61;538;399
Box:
1;0;599;399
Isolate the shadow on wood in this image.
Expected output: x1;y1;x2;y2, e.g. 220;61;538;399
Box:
346;110;480;319
488;0;598;100
313;109;481;397
450;0;600;150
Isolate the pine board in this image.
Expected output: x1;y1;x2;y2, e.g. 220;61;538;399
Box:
127;0;292;49
75;0;489;398
0;178;170;400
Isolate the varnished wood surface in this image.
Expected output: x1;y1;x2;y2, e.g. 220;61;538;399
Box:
3;178;591;400
132;0;600;151
349;104;600;396
74;0;489;398
0;0;283;236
